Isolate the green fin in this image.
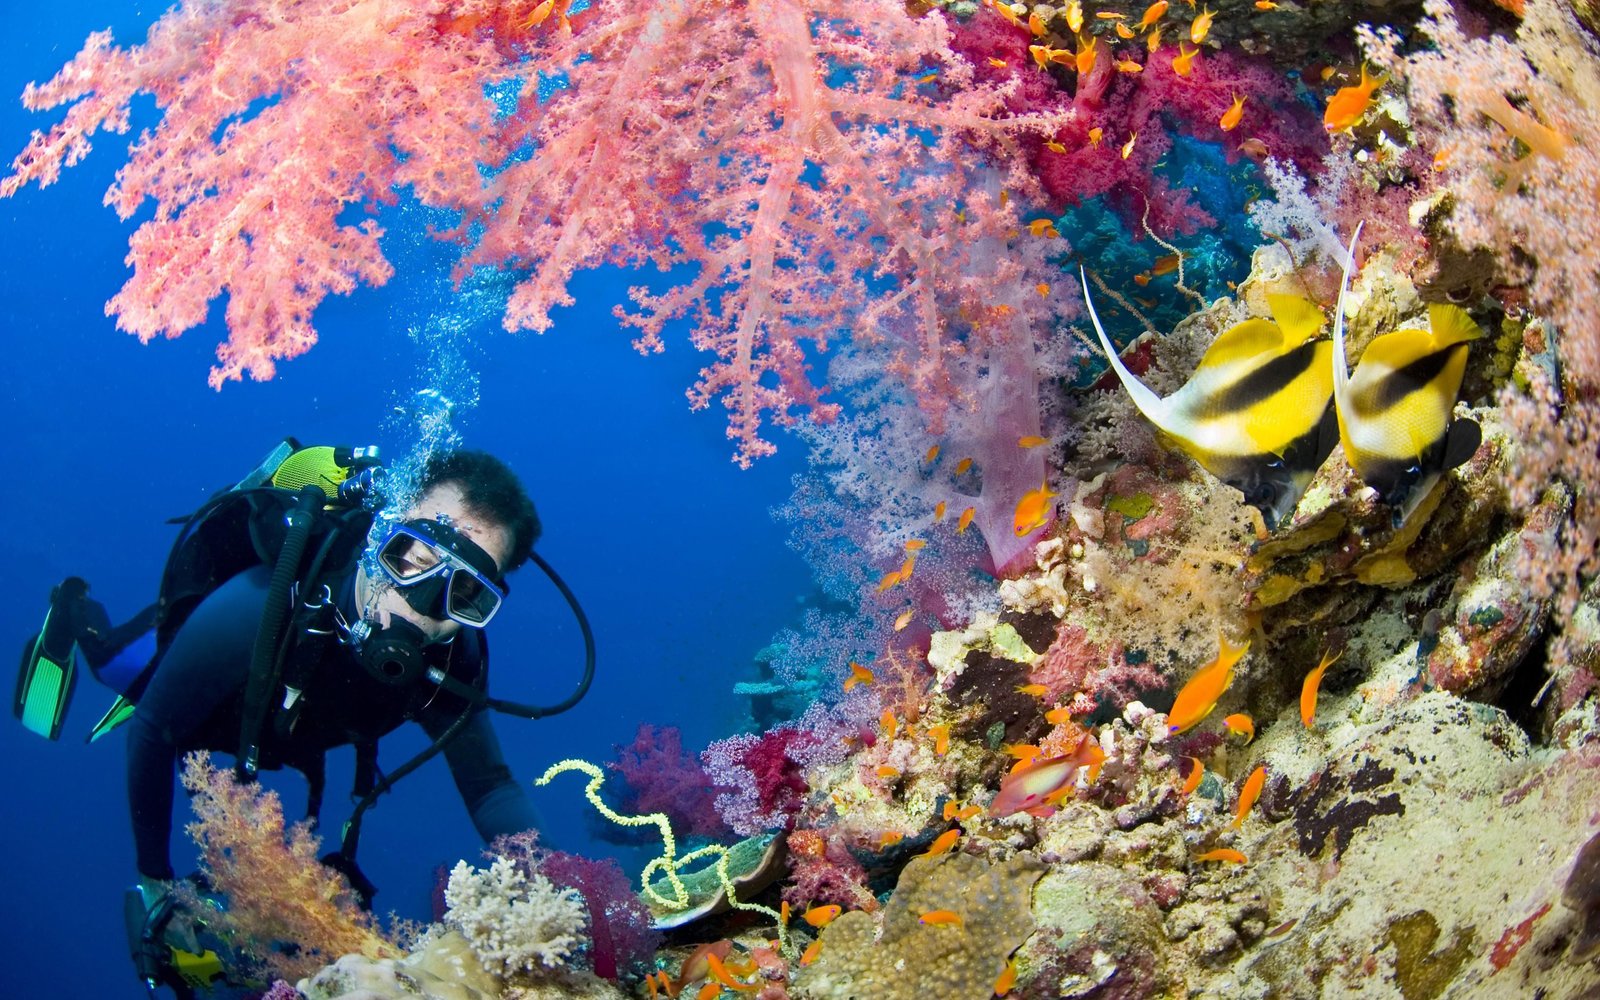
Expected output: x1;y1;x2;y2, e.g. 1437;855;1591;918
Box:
14;584;85;741
87;696;137;744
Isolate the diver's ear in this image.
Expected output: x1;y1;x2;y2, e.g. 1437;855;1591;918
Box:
1080;266;1172;429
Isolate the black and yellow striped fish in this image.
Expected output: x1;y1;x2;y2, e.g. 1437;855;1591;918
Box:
1331;226;1483;527
1082;267;1338;530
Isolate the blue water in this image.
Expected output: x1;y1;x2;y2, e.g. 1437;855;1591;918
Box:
0;6;811;996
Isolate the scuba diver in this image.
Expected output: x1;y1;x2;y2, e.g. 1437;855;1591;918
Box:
15;441;594;997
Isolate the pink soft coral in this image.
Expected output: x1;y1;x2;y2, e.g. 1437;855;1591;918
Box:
4;0;1071;465
949;14;1326;234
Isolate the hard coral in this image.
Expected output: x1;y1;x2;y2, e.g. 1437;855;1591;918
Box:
792;852;1045;1000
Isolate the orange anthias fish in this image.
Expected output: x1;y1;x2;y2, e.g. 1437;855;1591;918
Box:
1116;20;1137;38
1181;755;1204;794
922;828;962;857
1018;683;1049;697
881;709;899;740
1151;252;1182;276
1324;63;1386;132
1233;765;1266;827
1166;635;1250;734
919;909;963;926
1088;126;1105;148
800;939;824;965
1138;0;1169;31
930;723;951;755
707;952;760;993
1301;648;1339;726
1190;4;1215;43
1066;0;1085;31
989;734;1106;817
1045;706;1074;725
995;957;1019;995
1014;480;1058;536
1171;43;1200;76
924;444;941;464
844;661;874;691
944;799;981;821
1120;131;1138;159
1115;58;1144;73
894;609;915;631
1018;435;1049;449
1220;92;1246;131
695;982;721;1000
803;904;843;928
957;506;977;534
1075;36;1098;75
1223;712;1255;743
934;500;947;521
676;940;735;995
1196;847;1248;863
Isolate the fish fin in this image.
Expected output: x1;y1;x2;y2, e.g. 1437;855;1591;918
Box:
1197;318;1284;372
1266;293;1326;345
1081;267;1173;428
1218;634;1251;671
1442;415;1482;472
1427;303;1485;350
1331;223;1364;450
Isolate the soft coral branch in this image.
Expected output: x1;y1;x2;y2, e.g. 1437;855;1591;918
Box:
464;0;1073;464
6;0;1069;463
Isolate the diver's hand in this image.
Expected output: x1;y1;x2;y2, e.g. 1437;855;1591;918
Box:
133;874;214;954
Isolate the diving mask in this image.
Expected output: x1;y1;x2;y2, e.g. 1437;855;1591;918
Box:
374;518;506;627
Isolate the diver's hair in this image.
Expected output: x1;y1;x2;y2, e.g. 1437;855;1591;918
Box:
417;450;540;574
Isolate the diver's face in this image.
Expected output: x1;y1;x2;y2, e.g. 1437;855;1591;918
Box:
365;482;513;643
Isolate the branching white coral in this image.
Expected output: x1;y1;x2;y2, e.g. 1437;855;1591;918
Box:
443;858;587;976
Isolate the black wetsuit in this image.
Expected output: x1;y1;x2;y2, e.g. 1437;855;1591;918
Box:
127;563;538;881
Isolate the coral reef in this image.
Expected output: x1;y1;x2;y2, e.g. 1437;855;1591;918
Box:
18;1;1600;998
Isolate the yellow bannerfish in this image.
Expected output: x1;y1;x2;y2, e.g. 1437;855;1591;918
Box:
1330;224;1484;527
1166;634;1250;734
1081;266;1340;530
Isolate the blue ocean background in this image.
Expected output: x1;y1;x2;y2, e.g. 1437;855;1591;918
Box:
0;5;815;996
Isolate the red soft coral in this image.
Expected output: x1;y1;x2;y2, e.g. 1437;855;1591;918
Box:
608;724;731;840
